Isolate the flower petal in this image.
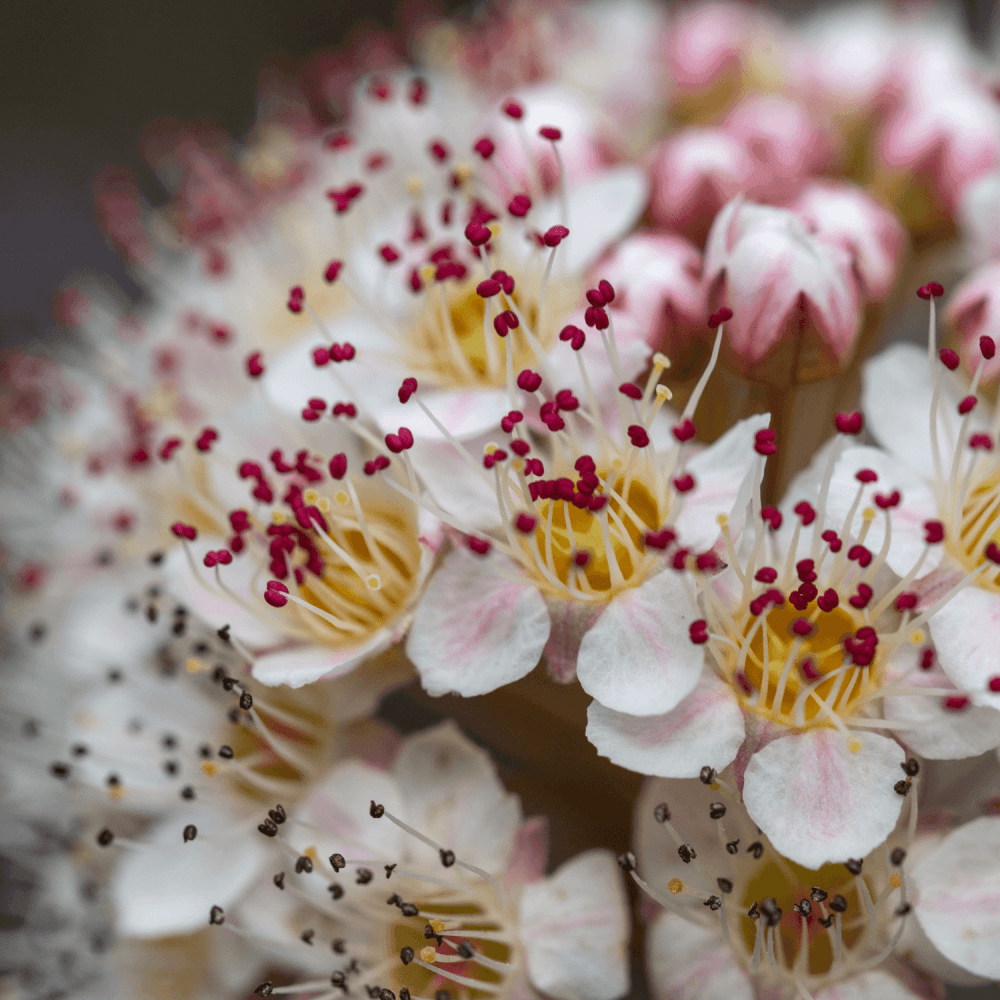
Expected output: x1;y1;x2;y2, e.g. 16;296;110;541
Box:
543;596;606;683
929;584;1000;710
504;815;550;889
576;570;703;716
252;630;395;689
742;729;905;869
814;970;926;1000
911;816;1000;979
406;548;550;697
646;911;754;1000
585;670;744;777
519;849;630;1000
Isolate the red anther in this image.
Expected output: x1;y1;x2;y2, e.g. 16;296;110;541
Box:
672;418;697;442
970;433;994;450
313;347;330;367
586;288;606;307
761;506;783;530
526;458;544;476
543;413;566;432
575;454;596;473
794;501;817;526
800;658;820;681
386;433;404;454
379;245;400;264
985;542;1000;564
324;260;343;284
328;454;348;480
502;309;519;328
289;285;304;301
875;490;901;508
441;201;453;226
586;305;609;330
765;588;785;606
474;136;495;159
253;483;274;503
325;132;351;150
981;335;997;360
689;620;709;645
468;536;492;555
543;225;569;248
895;592;918;611
754;429;777;455
409;267;423;293
755;567;778;583
598;279;615;304
398;377;418;403
696;551;721;572
673;473;695;493
588;494;608;512
229;535;244;554
287;296;302;314
844;628;878;667
539;125;562;141
939;348;960;371
921;647;935;670
128;446;150;466
239;461;263;480
367;74;391;100
944;695;969;711
332;402;357;418
849;583;874;609
817;588;839;612
171;522;197;541
735;670;754;694
246;352;265;378
429;139;450;162
331;342;355;362
958;395;978;415
510;439;531;456
508;193;532;217
503;99;524;119
409;77;428;104
797;559;817;583
464;221;492;246
203;551;218;568
917;282;944;299
159;437;182;461
306;398;326;413
788;587;810;611
672;548;690;570
477;278;501;298
196;427;218;452
230;509;251;533
707;307;733;327
363;455;391;476
517;369;543;392
644;529;676;550
515;513;537;533
610;383;641;404
270;449;294;473
628;424;651;448
491;269;515;294
560;324;583;344
570;491;591;509
791;618;813;637
567;550;589;569
302;408;320;422
555;389;579;411
847;544;872;567
749;597;766;616
835;411;864;435
924;520;945;544
989;676;1000;693
855;468;878;484
494;313;510;337
264;582;289;608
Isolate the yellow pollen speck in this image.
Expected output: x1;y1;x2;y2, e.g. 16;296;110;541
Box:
655;384;673;401
862;507;876;522
201;762;217;777
890;873;902;888
317;497;331;513
420;264;436;284
304;489;319;505
74;711;97;730
304;846;318;860
366;574;381;590
430;919;446;933
611;458;624;470
406;175;423;197
335;490;349;506
487;222;501;239
652;352;671;370
109;786;125;802
511;458;524;473
848;738;863;754
453;162;472;184
716;513;729;527
668;878;684;894
910;630;925;644
272;511;286;525
484;443;499;456
420;947;437;963
186;658;203;674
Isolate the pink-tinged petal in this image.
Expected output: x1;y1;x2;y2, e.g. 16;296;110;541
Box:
823;445;942;576
252;631;395;688
676;413;771;550
112;809;267;938
505;815;550;890
732;709;784;792
814;970;927;1000
406;549;550;697
929;586;1000;711
544;596;606;683
409;435;503;532
374;383;512;443
958;171;1000;265
911;816;1000;979
519;850;630;1000
646;911;754;1000
586;670;744;778
946;262;1000;386
576;570;703;716
742;729;905;869
790;181;906;301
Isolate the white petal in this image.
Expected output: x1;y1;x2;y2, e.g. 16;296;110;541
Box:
742;729;905;869
929;584;1000;710
406;548;550;697
392;721;522;875
911;816;1000;979
585;670;744;777
251;630;394;689
519;850;630;1000
576;570;703;716
112;808;267;938
646;911;753;1000
814;970;926;1000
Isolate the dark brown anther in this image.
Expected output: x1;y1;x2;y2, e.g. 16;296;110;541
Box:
819;915;834;928
332;972;347;989
370;800;385;818
810;887;828;902
400;990;411;1000
330;853;346;872
366;987;381;999
747;842;763;860
440;849;456;867
699;766;716;785
709;802;726;819
424;923;437;938
217;624;231;642
717;877;733;894
653;803;670;823
163;760;179;776
400;946;415;965
301;929;315;945
726;839;740;855
435;993;451;1000
254;983;274;997
356;867;374;885
380;989;396;1000
268;804;286;825
457;941;474;959
401;902;419;917
50;762;70;779
747;902;760;920
760;897;780;923
902;758;920;776
273;872;285;890
218;745;234;759
296;856;314;874
258;820;278;837
845;858;863;875
678;844;697;864
895;902;912;916
221;676;236;691
96;828;114;847
332;939;346;954
239;691;253;711
829;894;848;913
703;895;722;911
617;852;637;872
794;899;812;917
894;778;912;796
183;824;197;842
385;864;397;878
209;905;225;925
107;773;121;787
890;847;906;866
388;894;403;907
149;551;165;565
329;883;344;899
